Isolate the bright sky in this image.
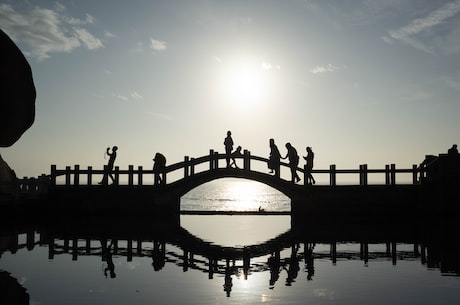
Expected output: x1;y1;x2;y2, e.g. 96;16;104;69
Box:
1;0;460;178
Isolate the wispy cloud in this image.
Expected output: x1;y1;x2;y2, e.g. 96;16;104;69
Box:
0;3;104;60
383;1;460;54
310;64;339;74
150;37;167;52
130;91;144;100
146;111;174;121
113;91;144;102
74;27;103;50
114;94;129;102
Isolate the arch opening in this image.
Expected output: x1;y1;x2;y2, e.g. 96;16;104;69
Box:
180;178;291;212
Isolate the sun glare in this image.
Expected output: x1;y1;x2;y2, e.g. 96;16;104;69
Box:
217;56;272;108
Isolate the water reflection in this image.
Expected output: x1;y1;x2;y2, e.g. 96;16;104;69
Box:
1;218;460;301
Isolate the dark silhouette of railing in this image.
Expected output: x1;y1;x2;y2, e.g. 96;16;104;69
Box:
49;149;421;187
0;228;447;278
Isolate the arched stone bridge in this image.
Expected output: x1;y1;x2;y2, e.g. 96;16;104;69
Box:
48;149;429;216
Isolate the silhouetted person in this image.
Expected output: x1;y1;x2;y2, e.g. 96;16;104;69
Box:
285;245;300;286
268;138;281;177
152;240;166;271
283;143;300;183
224;130;234;168
268;250;281;289
153;152;166;186
448;144;458;155
305;243;315;281
101;239;116;278
229;145;242;168
303;146;316;185
223;260;233;297
99;146;118;185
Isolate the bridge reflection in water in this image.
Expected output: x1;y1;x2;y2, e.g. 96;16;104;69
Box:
1;215;459;298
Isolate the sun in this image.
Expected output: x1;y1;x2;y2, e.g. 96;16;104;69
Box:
217;56;272;108
226;64;264;101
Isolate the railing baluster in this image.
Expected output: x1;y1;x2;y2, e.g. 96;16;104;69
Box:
390;164;396;185
184;156;189;178
385;165;390;185
65;166;71;186
50;165;57;186
330;164;336;186
74;165;80;186
412;164;418;184
87;166;92;186
128;165;134;186
190;158;195;176
243;150;250;171
114;166;119;185
138;166;143;185
209;149;214;170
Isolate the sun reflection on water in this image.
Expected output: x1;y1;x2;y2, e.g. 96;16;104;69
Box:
181;178;290;212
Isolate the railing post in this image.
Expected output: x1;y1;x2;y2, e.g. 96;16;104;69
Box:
128;165;134;186
138;166;143;185
65;166;71;186
87;166;92;186
209;149;214;170
190;158;195;176
304;165;308;187
74;165;80;186
214;151;219;169
243;150;250;171
412;164;418;184
102;165;108;185
360;164;368;186
330;164;336;186
50;165;57;186
390;164;396;185
184;156;189;178
114;166;119;185
385;165;390;185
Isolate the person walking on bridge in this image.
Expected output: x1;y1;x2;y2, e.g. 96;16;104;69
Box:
224;130;234;168
303;146;316;185
153;152;166;186
268;138;281;177
283;143;300;183
99;146;118;185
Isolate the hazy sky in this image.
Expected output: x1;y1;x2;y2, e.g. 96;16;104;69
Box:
2;0;460;178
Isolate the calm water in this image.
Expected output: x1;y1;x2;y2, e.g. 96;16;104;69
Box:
1;179;460;305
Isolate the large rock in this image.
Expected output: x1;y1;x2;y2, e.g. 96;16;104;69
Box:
0;29;36;199
0;29;36;147
0;153;16;195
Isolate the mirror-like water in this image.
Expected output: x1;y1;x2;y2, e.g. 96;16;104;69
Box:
1;215;460;305
1;179;459;304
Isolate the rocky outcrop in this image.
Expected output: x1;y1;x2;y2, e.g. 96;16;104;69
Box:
0;29;36;147
0;29;36;199
0;271;29;305
0;154;16;195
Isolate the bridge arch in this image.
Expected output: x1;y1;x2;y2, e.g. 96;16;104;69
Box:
167;168;298;200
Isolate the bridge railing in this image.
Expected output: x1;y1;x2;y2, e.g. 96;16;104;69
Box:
49;149;422;187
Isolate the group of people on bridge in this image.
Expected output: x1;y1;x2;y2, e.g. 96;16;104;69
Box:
99;131;316;186
224;130;315;185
